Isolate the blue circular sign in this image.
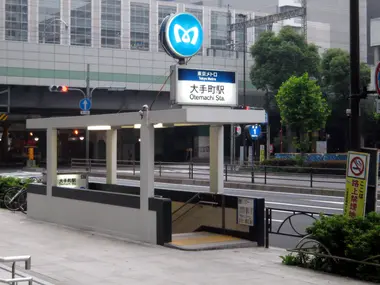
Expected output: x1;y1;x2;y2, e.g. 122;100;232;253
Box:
160;13;203;59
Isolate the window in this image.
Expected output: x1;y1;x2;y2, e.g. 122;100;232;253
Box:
101;0;121;48
185;7;203;55
5;0;28;42
130;2;149;51
211;11;228;56
39;0;61;44
235;14;246;52
254;16;266;42
158;5;176;51
71;0;91;46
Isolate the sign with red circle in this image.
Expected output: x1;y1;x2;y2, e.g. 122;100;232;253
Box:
375;62;380;95
349;156;364;177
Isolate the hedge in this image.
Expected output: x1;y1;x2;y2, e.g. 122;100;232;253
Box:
281;213;380;283
258;159;346;174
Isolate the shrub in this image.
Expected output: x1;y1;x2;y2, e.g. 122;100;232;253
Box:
282;213;380;282
0;176;31;208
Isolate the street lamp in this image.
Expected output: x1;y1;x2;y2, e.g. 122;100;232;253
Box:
42;17;68;44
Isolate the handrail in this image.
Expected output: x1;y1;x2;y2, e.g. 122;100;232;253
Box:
172;193;200;216
0;255;33;284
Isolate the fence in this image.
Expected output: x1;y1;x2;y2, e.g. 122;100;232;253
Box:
265;208;333;248
71;158;347;189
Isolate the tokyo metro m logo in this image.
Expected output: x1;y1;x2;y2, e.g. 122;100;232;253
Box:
173;24;199;45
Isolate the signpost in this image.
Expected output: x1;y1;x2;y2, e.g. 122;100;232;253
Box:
237;197;255;226
170;66;238;107
344;151;370;218
248;125;261;140
79;98;91;115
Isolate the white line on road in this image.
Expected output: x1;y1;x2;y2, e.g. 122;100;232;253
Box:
307;200;343;205
266;201;342;211
272;219;284;223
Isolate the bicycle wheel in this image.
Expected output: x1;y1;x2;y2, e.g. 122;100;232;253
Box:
17;190;27;214
3;187;21;211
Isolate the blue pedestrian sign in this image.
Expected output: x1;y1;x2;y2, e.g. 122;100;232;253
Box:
248;125;261;140
79;98;92;111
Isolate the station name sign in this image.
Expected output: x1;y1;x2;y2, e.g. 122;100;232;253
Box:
170;65;238;107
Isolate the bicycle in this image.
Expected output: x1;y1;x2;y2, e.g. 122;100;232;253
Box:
3;186;27;214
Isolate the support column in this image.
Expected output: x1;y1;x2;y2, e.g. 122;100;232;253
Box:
209;125;224;194
106;129;117;184
140;122;155;211
46;128;57;196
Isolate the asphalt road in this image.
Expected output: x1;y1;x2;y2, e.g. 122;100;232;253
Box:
3;170;379;249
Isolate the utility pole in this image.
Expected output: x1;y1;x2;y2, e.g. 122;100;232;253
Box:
349;0;360;151
86;64;90;168
243;15;247;107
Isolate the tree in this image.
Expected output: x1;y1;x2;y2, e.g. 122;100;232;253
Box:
320;48;371;151
321;48;371;103
250;26;320;109
276;73;330;152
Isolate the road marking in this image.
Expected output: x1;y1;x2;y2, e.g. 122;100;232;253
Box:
272;219;284;223
306;200;343;205
266;201;342;211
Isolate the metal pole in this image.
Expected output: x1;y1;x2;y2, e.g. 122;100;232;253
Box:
7;86;10;113
86;64;90;168
349;0;360;151
266;123;270;159
230;124;234;167
243;17;247;107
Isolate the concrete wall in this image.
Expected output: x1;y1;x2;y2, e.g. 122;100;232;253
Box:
27;185;161;244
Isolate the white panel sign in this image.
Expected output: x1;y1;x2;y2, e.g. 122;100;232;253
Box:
171;66;238;107
43;173;88;189
347;152;369;180
237;197;254;226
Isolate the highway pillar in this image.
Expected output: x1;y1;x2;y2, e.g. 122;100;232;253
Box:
210;125;224;194
46;128;57;196
106;129;117;184
140;122;155;211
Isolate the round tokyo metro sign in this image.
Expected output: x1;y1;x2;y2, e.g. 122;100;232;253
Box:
159;13;203;60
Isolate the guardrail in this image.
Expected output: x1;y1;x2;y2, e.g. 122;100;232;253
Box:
0;255;33;284
71;158;348;189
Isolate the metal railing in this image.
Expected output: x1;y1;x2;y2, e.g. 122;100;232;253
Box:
265;208;333;248
71;158;348;189
0;255;33;284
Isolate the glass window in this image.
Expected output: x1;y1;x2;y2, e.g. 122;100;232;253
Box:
71;0;92;46
255;16;266;41
211;11;228;56
39;0;61;44
5;0;28;42
101;0;121;48
235;14;246;52
130;2;149;51
158;5;176;51
185;7;203;55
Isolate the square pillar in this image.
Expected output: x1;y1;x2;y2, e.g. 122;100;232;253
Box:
106;129;117;184
46;128;57;196
140;123;155;211
209;125;224;194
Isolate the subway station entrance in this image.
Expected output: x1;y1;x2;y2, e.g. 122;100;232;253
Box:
26;107;266;248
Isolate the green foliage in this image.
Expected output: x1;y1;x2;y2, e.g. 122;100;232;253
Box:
276;73;330;152
321;48;371;100
250;26;320;109
280;254;301;266
283;213;380;282
0;176;30;208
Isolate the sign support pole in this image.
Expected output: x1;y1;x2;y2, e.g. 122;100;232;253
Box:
85;64;90;170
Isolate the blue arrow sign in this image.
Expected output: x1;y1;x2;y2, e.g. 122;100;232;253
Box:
79;98;92;111
248;125;261;140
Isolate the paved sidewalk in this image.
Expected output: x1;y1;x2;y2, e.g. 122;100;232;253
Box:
0;210;372;285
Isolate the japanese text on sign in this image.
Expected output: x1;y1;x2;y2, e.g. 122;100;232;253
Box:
344;151;369;218
237;197;255;226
